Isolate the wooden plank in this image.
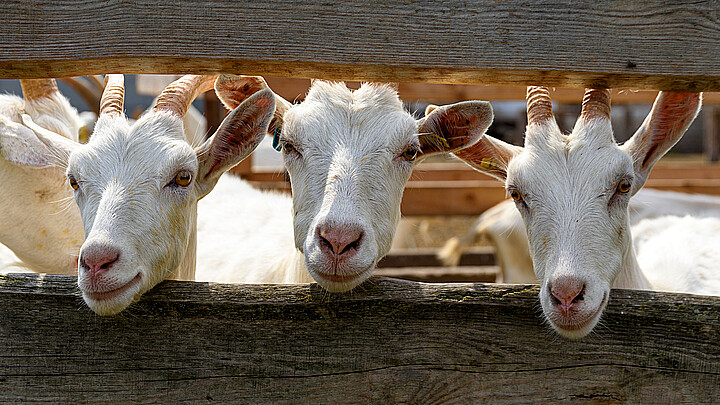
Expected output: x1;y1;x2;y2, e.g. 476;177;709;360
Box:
379;247;495;268
0;273;718;403
374;266;499;283
1;1;720;90
264;78;720;105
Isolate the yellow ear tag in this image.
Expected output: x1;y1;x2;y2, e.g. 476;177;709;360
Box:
479;158;504;171
418;132;450;150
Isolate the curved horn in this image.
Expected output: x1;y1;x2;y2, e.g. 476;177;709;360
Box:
59;77;102;116
99;74;125;117
580;88;611;120
20;79;59;101
526;86;554;125
153;75;218;117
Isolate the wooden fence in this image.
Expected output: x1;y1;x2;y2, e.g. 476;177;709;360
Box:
1;273;719;403
1;0;720;402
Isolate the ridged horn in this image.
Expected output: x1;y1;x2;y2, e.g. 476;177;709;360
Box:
526;86;554;125
99;74;125;117
20;79;59;101
153;75;218;117
580;88;611;120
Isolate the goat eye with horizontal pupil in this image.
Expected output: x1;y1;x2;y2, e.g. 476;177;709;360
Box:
282;142;295;153
510;190;522;201
617;179;632;194
68;176;79;190
402;148;419;161
174;171;192;187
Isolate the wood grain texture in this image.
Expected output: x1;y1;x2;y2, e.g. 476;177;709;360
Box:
0;1;719;90
264;77;720;105
0;273;718;403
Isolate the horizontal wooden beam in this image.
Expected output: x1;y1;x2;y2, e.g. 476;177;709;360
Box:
378;247;495;268
1;1;720;90
265;78;720;105
1;273;717;402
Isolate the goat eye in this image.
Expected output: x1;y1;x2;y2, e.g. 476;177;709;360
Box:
401;147;419;161
282;142;296;154
68;175;79;190
617;179;632;194
510;189;522;202
173;170;193;187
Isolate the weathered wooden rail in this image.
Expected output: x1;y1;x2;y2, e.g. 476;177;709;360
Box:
0;273;718;403
1;0;720;91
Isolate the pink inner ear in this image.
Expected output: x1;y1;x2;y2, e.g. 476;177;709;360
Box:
424;107;487;152
215;76;268;110
204;97;274;176
640;92;700;169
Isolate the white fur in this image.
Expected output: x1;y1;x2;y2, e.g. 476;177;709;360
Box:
195;174;311;284
0;91;84;274
455;91;714;339
30;80;276;316
440;188;720;284
277;81;493;292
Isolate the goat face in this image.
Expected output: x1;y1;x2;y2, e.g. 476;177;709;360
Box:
455;88;701;338
507;118;634;339
279;82;493;292
66;113;197;314
27;75;274;315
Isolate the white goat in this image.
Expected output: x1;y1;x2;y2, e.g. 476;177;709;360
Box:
453;87;717;339
440;188;720;283
25;74;275;315
214;75;494;292
0;79;84;274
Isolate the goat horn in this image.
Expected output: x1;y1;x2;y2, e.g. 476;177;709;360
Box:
580;88;611;120
526;86;554;125
99;74;125;117
59;77;102;116
154;75;218;117
20;79;59;101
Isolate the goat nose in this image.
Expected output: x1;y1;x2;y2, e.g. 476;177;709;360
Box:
317;223;364;258
549;277;585;312
80;247;120;276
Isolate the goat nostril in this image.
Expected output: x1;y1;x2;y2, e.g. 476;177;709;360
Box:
81;250;120;274
338;232;363;255
573;285;586;303
318;234;335;254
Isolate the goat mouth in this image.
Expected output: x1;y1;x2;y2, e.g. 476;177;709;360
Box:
554;292;607;331
315;272;362;283
84;273;142;301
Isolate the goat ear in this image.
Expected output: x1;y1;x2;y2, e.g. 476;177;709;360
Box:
195;88;275;197
621;92;701;193
18;114;77;168
214;74;291;139
0;118;54;167
416;101;494;157
453;135;523;182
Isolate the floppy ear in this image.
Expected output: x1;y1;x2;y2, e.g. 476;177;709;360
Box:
214;74;291;140
19;114;78;168
195;88;275;198
453;135;523;182
0;118;54;167
621;92;701;193
416;101;494;158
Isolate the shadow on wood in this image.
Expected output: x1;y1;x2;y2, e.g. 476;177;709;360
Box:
1;273;718;403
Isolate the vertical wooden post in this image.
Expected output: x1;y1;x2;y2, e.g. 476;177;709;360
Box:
703;105;719;162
